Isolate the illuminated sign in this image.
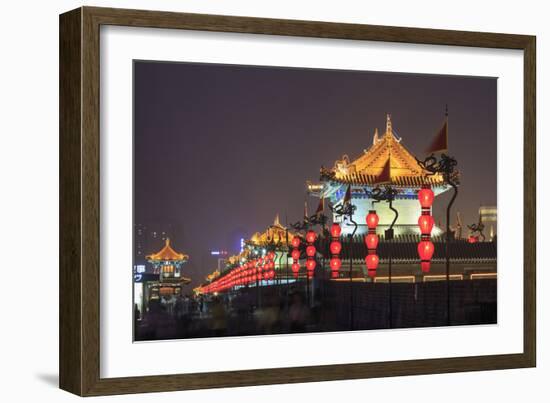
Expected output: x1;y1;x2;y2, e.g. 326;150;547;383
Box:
210;250;228;256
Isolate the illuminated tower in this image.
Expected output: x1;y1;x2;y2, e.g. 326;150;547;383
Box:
146;238;191;298
308;114;452;237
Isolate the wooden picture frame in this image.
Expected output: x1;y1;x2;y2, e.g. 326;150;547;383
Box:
59;6;536;396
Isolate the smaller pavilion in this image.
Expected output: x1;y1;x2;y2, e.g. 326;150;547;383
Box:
145;238;191;300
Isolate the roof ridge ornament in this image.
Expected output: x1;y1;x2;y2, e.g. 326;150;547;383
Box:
385;113;392;137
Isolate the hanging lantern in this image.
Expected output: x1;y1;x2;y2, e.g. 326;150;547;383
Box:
330;223;342;238
417;184;435;273
365;210;379;276
468;235;478;243
365;253;379;269
330;259;340;270
418;214;435;235
330;240;342;255
418;240;435;273
366;210;379;229
306;259;316;279
418;185;435;208
330;257;342;274
366;254;379;278
291;236;301;279
291;262;300;278
330;222;342;279
306;230;317;243
364;233;379;250
305;230;317;279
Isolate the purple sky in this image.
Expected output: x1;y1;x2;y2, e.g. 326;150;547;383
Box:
134;61;497;286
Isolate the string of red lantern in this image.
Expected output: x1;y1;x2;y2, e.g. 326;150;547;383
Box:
329;223;342;278
199;249;280;295
291;236;301;278
365;210;379;278
417;184;435;273
305;230;317;279
265;251;276;280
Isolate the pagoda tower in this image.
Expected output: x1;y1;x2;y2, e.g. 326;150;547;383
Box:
146;238;191;298
308;114;451;237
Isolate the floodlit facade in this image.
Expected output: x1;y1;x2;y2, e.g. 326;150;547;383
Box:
308;114;450;236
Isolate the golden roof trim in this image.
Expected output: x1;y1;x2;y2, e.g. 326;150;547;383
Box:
146;238;189;262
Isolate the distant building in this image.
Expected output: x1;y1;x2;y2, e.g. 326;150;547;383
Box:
479;206;497;240
134;238;191;314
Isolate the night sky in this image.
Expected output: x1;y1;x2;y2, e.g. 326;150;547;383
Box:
134;61;497;287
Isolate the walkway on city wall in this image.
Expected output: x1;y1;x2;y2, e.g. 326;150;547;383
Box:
135;278;496;341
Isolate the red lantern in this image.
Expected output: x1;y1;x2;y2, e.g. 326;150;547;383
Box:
330;223;342;238
366;210;379;229
291;262;300;277
421;261;431;273
364;233;379;250
418;185;435;208
306;259;316;270
330;222;342;280
306;230;317;243
418;214;435;235
365;254;379;270
330;257;341;271
306;259;316;278
306;245;316;257
291;236;301;248
291;249;300;260
418;240;435;261
330;240;342;255
468;236;478;243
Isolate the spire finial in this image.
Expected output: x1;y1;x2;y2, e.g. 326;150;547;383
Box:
274;213;281;226
373;128;379;145
386;113;392;136
165;238;170;246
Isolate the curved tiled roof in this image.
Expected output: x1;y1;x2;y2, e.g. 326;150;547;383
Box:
326;115;447;187
146;238;189;262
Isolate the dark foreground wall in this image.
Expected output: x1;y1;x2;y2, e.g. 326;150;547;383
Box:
321;279;497;330
135;279;496;341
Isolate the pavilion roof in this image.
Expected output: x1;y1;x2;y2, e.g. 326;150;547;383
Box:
146;238;189;262
247;214;298;248
324;115;446;187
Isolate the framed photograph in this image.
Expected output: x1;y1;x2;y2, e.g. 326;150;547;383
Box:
59;6;536;396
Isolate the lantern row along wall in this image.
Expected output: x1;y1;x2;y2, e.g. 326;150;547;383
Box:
199;252;277;294
198;184;482;295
